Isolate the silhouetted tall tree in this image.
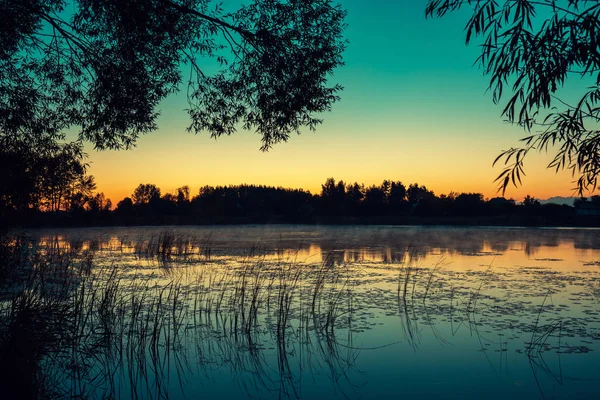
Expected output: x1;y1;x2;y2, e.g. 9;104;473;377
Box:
176;186;190;205
0;146;39;212
523;195;541;209
363;185;387;215
388;181;407;212
407;183;434;206
426;0;600;193
345;182;364;214
132;184;161;205
320;178;346;216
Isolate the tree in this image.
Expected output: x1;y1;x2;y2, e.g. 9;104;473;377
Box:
176;186;190;205
132;184;161;205
116;197;134;214
426;0;600;194
320;177;346;215
522;195;541;208
2;0;346;152
345;182;364;213
321;178;346;199
0;140;93;212
363;185;387;212
0;146;39;212
407;183;435;205
388;181;407;211
453;193;485;216
87;192;112;212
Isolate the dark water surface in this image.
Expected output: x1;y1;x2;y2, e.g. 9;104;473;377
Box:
19;226;600;399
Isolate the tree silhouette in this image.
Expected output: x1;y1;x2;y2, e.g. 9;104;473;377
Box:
132;184;161;205
0;140;93;212
3;176;593;226
345;182;365;214
407;183;434;206
426;0;600;194
388;181;407;211
115;197;134;214
87;193;112;213
523;195;541;209
453;193;485;216
320;178;346;215
176;186;190;205
2;0;346;152
363;185;387;215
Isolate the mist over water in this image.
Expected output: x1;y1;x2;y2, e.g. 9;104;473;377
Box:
27;224;600;262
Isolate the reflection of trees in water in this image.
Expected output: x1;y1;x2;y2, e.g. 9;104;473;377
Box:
27;226;600;267
487;240;510;253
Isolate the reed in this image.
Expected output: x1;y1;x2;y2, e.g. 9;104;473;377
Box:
3;229;585;399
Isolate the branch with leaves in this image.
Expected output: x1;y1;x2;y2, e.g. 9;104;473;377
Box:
427;0;600;194
1;0;346;152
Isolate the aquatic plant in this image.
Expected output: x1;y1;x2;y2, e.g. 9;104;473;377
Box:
1;228;599;399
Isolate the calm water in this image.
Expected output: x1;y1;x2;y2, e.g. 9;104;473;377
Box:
21;225;600;399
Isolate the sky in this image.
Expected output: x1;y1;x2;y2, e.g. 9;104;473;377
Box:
85;0;583;203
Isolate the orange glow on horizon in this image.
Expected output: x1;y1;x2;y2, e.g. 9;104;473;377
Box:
96;167;579;207
86;67;583;207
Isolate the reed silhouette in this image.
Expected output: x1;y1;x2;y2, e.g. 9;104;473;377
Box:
1;227;599;399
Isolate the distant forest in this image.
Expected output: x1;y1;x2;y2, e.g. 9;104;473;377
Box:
2;175;600;227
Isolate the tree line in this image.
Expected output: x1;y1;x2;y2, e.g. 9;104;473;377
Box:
3;174;597;227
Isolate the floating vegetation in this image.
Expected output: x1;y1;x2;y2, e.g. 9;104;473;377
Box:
583;261;600;267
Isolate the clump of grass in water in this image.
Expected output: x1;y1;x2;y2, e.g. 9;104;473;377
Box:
157;230;176;264
0;233;32;285
0;233;89;398
131;230;215;266
0;232;368;399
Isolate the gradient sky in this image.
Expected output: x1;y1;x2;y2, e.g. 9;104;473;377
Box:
84;0;584;203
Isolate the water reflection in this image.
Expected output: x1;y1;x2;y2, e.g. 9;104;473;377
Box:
24;225;600;267
3;226;600;399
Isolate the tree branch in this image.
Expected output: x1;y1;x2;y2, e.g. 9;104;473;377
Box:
160;0;256;42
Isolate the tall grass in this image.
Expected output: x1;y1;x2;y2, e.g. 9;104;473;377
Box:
0;231;362;399
1;229;586;399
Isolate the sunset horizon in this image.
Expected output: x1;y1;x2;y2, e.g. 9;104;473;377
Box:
79;0;587;205
91;172;581;208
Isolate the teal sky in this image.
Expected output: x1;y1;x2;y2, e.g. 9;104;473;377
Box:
88;0;580;202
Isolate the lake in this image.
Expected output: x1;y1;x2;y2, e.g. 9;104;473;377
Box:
5;225;600;399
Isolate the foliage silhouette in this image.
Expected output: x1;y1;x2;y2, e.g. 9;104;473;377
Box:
3;177;592;227
132;183;161;205
1;0;346;152
0;140;94;213
426;0;600;194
